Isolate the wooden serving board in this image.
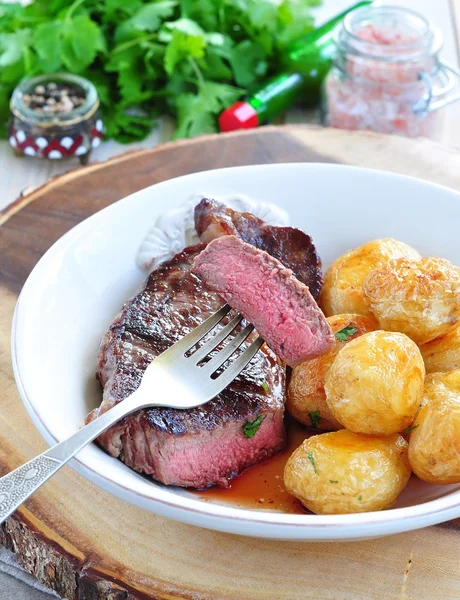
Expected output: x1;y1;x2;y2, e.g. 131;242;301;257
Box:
3;125;460;600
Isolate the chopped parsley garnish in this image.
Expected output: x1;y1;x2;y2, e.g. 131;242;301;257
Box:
243;415;263;439
260;382;269;394
329;480;339;484
404;424;419;435
358;495;362;501
309;410;321;428
335;324;358;342
308;452;318;474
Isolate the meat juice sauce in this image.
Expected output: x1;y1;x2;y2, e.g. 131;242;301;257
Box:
193;418;312;514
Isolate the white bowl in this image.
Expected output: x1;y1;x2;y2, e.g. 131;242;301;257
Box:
12;163;460;541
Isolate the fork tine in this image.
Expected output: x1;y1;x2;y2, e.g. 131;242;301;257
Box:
212;337;265;388
191;313;244;364
202;322;255;375
173;304;232;352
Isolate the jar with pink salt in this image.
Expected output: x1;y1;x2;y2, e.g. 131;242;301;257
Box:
323;6;460;138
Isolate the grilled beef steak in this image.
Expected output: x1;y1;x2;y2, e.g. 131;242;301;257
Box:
90;201;325;488
195;198;323;300
193;236;334;366
88;245;286;488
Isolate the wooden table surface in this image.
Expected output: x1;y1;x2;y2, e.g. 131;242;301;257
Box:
3;126;460;600
1;0;460;212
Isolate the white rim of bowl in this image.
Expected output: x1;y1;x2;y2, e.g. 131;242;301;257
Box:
11;163;460;539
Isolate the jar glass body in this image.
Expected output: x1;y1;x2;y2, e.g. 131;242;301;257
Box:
8;73;104;163
322;6;452;138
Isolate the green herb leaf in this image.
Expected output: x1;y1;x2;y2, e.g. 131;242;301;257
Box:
261;382;269;394
335;325;359;342
61;15;103;73
105;45;149;105
229;40;267;87
308;452;317;474
103;0;144;23
33;22;63;72
230;0;278;53
203;48;232;80
247;0;278;32
0;29;32;84
165;18;206;37
0;29;31;68
105;45;141;73
48;0;71;13
242;414;263;439
404;424;419;435
164;30;206;75
105;106;155;143
174;92;215;139
276;0;316;49
142;43;165;79
129;1;177;32
200;80;243;112
118;68;145;104
174;80;242;138
180;0;220;31
0;4;25;30
358;495;362;501
0;61;26;85
329;480;338;484
83;69;112;106
309;410;321;428
206;32;226;47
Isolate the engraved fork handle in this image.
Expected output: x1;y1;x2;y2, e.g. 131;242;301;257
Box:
0;392;146;524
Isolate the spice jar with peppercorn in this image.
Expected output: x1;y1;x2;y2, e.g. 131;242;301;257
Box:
8;73;103;164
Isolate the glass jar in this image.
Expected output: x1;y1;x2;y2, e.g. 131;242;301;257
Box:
8;73;104;164
322;6;460;138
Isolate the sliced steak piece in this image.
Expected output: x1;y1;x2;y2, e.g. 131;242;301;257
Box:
195;198;323;299
193;236;334;367
88;245;286;489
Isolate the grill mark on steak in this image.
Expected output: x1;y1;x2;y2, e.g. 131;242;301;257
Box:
195;198;323;299
89;245;286;488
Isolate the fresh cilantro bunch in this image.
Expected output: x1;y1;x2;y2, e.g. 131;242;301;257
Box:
0;0;319;141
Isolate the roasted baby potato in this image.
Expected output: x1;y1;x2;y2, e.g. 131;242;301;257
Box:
325;331;425;435
284;430;411;514
409;370;460;484
364;257;460;345
419;323;460;374
320;239;420;319
287;313;377;430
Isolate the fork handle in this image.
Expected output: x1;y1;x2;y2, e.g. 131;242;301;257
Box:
0;392;144;524
0;455;62;524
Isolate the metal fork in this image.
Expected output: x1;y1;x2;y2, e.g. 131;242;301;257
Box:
0;305;263;524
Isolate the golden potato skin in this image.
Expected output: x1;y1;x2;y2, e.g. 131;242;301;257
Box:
409;371;460;484
284;430;411;514
320;238;420;319
364;257;460;345
420;323;460;374
325;331;425;435
287;314;377;430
